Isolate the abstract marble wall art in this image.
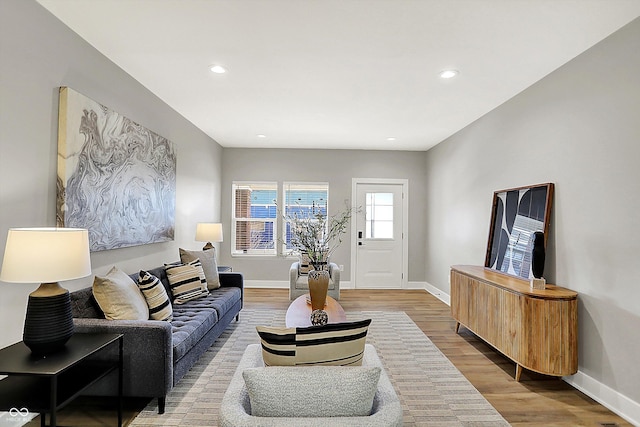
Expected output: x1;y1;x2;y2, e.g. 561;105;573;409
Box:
56;87;176;251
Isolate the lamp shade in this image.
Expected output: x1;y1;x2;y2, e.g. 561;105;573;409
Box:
1;228;91;354
195;223;223;243
0;227;92;283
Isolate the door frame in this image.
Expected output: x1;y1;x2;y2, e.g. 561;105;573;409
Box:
350;178;409;289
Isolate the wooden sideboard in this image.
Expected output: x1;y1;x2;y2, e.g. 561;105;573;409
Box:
450;265;578;381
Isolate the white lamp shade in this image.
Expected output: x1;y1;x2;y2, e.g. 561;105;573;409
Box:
0;228;92;283
195;223;223;243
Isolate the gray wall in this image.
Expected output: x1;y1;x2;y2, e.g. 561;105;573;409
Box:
425;18;640;407
219;148;427;282
0;0;223;348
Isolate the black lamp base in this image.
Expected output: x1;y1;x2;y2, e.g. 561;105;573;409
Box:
23;284;74;355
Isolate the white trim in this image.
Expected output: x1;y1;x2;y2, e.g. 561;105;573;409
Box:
231;181;278;256
350;178;409;289
338;280;353;289
563;371;640;426
406;280;426;290
424;281;451;305
245;279;355;289
244;280;288;289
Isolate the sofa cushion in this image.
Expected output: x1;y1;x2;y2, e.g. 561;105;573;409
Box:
180;247;220;289
137;270;173;321
170;287;242;361
242;366;381;417
93;266;149;320
165;259;209;304
206;286;243;318
170;300;219;361
256;319;371;367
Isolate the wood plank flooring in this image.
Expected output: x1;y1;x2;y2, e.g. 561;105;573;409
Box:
24;288;632;426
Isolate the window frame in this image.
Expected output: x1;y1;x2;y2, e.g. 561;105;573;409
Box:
281;182;329;257
231;181;278;257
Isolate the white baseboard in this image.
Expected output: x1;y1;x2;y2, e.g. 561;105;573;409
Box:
564;371;640;426
244;280;288;288
423;281;451;305
244;280;355;289
406;280;426;290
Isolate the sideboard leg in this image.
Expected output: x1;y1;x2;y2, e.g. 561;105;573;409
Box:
515;364;523;382
454;321;460;333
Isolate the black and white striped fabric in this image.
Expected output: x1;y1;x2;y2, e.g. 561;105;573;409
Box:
164;259;209;304
256;319;371;367
137;270;173;321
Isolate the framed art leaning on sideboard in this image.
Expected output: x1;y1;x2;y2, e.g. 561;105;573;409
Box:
484;183;554;280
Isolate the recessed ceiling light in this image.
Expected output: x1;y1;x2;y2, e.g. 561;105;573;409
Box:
210;65;227;74
257;134;267;138
439;69;459;79
387;137;396;141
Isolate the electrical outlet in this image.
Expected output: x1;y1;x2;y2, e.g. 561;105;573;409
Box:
339;264;344;271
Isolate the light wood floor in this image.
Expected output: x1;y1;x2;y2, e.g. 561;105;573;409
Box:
32;288;631;426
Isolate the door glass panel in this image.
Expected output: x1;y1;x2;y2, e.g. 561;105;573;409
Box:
374;206;393;221
375;221;393;238
365;192;393;239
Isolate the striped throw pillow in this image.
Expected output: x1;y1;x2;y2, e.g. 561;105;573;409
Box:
179;248;220;289
164;259;209;304
137;270;173;321
256;319;372;367
255;325;297;366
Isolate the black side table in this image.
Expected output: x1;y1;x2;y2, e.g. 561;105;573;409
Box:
0;333;123;427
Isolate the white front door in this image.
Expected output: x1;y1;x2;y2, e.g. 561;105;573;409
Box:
352;180;407;289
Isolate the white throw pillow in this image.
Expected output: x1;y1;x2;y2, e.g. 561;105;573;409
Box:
92;266;149;320
242;366;381;417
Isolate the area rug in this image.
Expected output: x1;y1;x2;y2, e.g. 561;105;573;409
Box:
130;309;510;426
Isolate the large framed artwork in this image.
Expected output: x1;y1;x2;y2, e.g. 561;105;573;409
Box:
484;183;554;280
56;87;176;251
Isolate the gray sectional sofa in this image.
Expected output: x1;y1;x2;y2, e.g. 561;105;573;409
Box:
70;265;243;413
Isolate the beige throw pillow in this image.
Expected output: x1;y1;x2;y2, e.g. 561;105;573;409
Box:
179;247;220;289
92;266;149;320
256;319;372;367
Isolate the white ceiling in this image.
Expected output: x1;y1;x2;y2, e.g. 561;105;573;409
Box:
36;0;640;151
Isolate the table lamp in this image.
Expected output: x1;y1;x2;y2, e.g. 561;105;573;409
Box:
0;228;92;354
195;223;223;251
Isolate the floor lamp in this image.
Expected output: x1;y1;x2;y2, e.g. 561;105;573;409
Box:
0;228;92;354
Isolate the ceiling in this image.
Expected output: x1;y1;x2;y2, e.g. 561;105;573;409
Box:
36;0;640;151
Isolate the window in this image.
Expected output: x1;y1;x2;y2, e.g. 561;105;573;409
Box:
366;192;393;239
232;182;277;255
283;182;329;254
